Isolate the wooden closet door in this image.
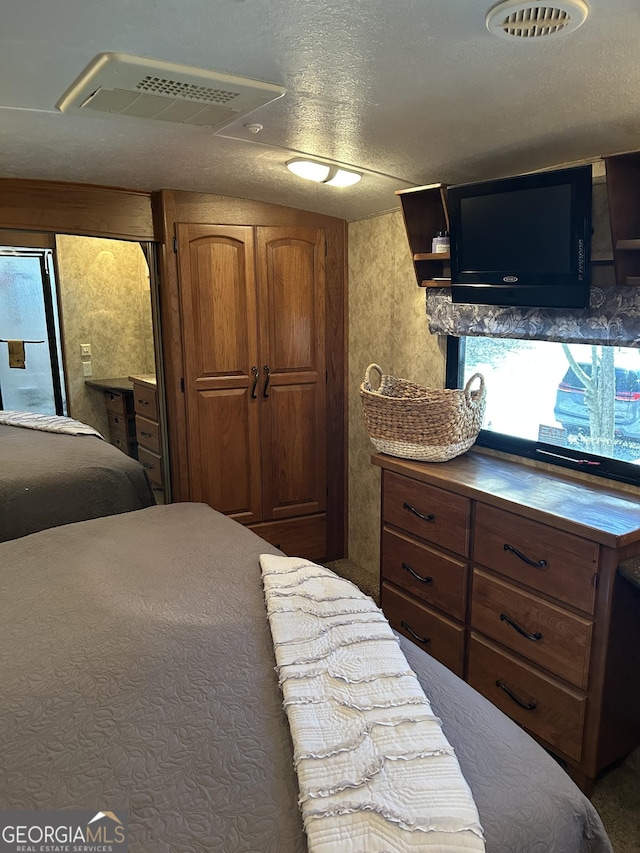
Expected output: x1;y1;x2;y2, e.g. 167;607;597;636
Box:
176;224;262;522
256;227;326;520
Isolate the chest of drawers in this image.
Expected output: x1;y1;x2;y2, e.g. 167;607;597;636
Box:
105;388;137;457
130;375;163;490
375;451;640;793
85;378;137;458
380;470;470;677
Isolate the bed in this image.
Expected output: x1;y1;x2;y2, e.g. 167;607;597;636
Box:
0;502;612;852
0;414;156;542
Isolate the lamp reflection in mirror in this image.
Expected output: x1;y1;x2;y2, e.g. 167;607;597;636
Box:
286;158;362;187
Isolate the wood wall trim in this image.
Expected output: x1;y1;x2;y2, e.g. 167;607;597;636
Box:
152;191;190;502
0;179;156;241
162;188;346;229
155;189;347;558
0;230;55;249
325;221;348;559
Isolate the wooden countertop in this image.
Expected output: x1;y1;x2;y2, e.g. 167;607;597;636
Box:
373;451;640;549
128;373;157;389
85;377;133;393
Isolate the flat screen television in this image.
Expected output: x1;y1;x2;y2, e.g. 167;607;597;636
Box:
447;165;592;309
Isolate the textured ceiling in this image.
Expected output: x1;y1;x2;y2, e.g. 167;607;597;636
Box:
2;0;640;221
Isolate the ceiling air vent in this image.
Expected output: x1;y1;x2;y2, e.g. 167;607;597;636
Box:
56;53;286;131
486;0;589;38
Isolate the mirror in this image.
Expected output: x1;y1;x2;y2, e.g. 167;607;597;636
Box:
0;229;167;503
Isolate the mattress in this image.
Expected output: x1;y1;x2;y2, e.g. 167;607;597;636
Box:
0;503;612;852
0;422;156;541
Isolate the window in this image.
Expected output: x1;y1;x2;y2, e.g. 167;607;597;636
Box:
447;336;640;486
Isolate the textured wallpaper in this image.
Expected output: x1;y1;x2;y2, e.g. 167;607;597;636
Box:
348;209;445;577
55;236;155;435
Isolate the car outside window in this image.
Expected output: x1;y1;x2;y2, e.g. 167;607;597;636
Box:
447;336;640;486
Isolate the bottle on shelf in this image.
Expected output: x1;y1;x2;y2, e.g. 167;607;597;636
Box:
432;230;450;254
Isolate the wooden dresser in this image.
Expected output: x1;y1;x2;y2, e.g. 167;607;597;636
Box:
373;451;640;792
129;375;163;490
85;377;137;458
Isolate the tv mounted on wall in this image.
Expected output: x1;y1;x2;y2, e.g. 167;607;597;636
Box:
447;165;592;309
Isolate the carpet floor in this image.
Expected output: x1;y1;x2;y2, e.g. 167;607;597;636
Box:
324;558;640;853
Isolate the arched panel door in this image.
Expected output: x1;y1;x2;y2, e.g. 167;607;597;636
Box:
256;227;326;520
176;223;262;522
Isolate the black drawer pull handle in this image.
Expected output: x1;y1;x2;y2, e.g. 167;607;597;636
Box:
138;398;149;405
142;462;155;470
503;543;547;568
402;562;432;584
500;612;542;642
496;679;537;711
400;620;430;645
141;431;152;437
402;502;435;523
250;365;259;399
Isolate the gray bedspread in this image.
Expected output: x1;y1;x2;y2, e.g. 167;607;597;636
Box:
0;423;155;541
0;503;612;853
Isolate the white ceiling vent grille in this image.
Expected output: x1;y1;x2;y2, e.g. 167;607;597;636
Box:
486;0;589;38
56;53;286;131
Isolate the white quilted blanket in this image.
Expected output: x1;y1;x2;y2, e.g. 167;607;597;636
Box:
0;410;103;438
260;554;485;853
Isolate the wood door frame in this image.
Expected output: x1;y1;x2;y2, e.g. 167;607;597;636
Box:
154;189;348;560
0;179;172;497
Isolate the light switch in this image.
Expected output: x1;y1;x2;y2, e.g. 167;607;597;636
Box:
80;343;92;358
83;361;93;377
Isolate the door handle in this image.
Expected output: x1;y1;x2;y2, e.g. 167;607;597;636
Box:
401;562;432;584
403;502;435;523
250;366;259;399
263;365;271;398
500;612;542;642
503;543;547;568
496;679;537;711
400;620;430;645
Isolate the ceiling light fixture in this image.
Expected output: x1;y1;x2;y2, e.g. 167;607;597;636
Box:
286;158;362;187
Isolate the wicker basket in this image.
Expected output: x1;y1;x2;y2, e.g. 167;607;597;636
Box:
359;364;486;462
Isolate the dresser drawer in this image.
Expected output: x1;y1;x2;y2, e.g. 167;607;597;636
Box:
135;414;161;454
382;526;468;621
471;569;592;689
138;446;163;487
108;410;135;439
105;389;129;418
383;470;470;556
382;582;466;677
473;503;598;613
468;633;586;761
133;383;158;420
109;433;135;456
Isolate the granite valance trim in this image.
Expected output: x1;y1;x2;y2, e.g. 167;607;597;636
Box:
426;285;640;346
